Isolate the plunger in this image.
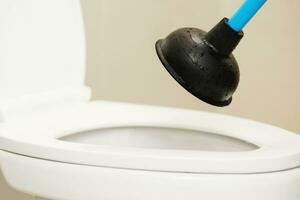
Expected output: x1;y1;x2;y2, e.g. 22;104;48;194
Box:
156;0;267;107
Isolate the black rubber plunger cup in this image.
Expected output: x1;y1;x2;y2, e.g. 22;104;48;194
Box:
155;18;244;107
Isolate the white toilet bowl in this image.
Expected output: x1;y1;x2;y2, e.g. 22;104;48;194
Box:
1;101;300;200
1;1;300;200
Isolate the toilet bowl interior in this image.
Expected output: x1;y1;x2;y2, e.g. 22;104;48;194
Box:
59;126;258;152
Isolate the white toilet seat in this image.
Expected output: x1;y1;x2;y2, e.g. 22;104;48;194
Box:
1;101;300;174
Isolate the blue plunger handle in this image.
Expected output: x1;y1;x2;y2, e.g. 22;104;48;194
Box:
228;0;267;32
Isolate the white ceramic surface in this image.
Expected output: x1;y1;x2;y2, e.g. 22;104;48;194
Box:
2;149;300;200
2;101;300;174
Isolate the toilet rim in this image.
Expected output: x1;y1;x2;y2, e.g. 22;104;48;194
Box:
1;101;300;174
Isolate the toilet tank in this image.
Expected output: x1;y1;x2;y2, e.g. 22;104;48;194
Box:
0;0;88;102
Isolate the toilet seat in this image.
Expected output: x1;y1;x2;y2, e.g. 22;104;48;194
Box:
1;100;300;174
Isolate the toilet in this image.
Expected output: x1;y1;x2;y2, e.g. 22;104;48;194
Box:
1;1;300;200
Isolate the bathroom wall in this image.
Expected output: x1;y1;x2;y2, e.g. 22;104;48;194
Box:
1;0;300;199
